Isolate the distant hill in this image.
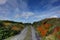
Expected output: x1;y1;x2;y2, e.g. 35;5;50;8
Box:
33;18;60;27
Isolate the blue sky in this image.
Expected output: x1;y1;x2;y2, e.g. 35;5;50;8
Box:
0;0;60;23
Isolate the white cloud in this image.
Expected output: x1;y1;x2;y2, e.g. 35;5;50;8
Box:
7;0;18;8
34;10;60;20
15;14;19;18
0;16;11;20
0;0;7;4
15;12;34;19
19;0;28;11
49;15;58;18
8;0;28;11
51;0;58;3
39;0;59;11
34;14;46;18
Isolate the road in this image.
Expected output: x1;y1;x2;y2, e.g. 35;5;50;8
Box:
5;26;39;40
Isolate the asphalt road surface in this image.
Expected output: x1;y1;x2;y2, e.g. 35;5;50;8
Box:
5;26;39;40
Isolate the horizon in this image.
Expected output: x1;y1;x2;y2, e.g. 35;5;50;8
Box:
0;0;60;23
0;18;60;23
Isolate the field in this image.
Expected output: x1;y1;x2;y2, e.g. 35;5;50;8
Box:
0;20;25;40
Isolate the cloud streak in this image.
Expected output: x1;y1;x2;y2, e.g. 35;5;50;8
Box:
49;15;58;18
33;6;60;20
0;0;7;4
15;12;34;19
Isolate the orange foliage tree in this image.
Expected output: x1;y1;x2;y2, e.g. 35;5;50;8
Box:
37;23;52;37
11;26;20;31
53;27;60;40
44;23;51;29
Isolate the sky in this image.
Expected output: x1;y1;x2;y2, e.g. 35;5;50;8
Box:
0;0;60;23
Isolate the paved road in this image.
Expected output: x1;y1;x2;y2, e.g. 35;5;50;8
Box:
23;27;32;40
31;27;37;40
5;26;39;40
